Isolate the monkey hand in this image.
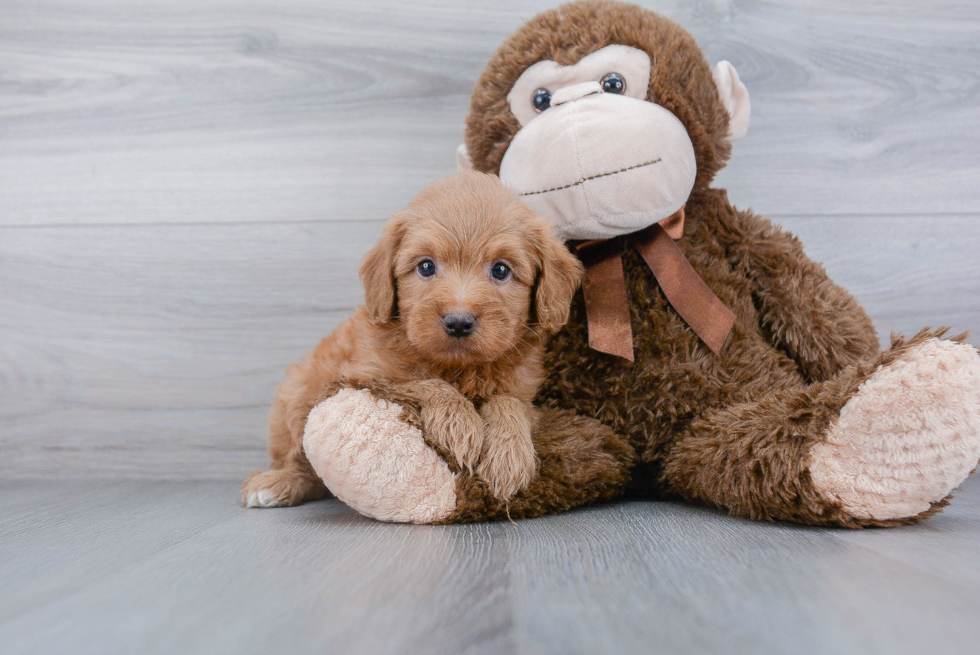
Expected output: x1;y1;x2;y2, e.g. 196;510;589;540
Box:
302;384;635;523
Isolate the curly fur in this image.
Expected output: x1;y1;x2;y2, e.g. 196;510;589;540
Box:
242;171;583;507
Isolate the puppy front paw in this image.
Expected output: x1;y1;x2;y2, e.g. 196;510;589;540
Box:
477;425;538;502
477;396;538;501
420;398;485;473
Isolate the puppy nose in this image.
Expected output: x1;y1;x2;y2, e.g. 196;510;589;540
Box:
443;313;476;338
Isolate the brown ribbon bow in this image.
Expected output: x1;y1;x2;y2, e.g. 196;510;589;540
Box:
570;207;736;362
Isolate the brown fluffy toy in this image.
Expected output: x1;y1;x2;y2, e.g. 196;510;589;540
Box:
270;1;980;527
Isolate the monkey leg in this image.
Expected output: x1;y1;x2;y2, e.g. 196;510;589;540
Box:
301;382;634;524
662;330;980;527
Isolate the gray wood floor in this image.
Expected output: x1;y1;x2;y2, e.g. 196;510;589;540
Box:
3;1;980;653
2;478;980;655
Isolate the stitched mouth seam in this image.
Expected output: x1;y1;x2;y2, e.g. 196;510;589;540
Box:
518;158;662;196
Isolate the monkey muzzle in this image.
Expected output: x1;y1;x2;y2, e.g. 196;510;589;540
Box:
499;90;697;242
500;86;733;360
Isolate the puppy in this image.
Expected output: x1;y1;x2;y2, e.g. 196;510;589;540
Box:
242;171;583;508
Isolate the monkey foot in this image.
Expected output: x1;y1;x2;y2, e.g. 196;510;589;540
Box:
303;388;458;524
809;338;980;521
303;385;634;524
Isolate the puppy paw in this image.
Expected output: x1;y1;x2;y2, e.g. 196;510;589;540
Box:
477;429;538;502
242;469;313;508
809;338;980;521
423;406;485;472
477;397;538;501
415;384;485;472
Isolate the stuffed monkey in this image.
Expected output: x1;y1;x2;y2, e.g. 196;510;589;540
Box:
295;1;980;526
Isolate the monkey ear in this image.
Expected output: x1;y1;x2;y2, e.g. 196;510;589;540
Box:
712;61;751;140
359;215;404;323
456;143;474;171
532;220;584;334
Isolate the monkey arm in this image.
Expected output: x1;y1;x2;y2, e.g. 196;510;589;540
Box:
302;383;635;523
719;207;880;382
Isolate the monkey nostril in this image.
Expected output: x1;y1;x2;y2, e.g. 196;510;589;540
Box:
443;313;476;338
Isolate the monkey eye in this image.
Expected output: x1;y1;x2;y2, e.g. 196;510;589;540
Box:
532;88;552;113
416;259;437;278
600;72;626;95
490;261;511;281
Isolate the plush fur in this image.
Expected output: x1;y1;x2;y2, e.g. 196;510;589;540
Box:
304;387;459;523
243;171;583;507
465;1;732;190
305;378;634;523
296;1;980;527
809;337;980;521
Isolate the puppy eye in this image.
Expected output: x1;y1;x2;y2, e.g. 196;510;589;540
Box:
490;262;511;281
416;259;437;278
600;72;626;95
532;88;552;113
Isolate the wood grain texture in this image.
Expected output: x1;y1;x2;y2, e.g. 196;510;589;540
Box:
2;478;980;654
0;221;381;478
2;0;980;479
2;215;979;479
1;0;979;226
3;3;980;652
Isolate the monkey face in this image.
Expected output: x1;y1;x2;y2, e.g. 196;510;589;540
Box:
498;46;696;241
460;3;751;243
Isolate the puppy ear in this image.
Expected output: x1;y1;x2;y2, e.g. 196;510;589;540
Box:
531;217;584;333
360;215;405;323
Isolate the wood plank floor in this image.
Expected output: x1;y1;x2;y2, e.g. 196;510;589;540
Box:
2;478;979;655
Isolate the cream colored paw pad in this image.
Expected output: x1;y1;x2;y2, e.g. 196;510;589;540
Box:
303;388;457;524
810;339;980;520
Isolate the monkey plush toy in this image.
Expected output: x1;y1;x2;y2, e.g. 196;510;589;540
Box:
299;0;980;526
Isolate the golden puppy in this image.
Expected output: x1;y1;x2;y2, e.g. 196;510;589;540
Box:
242;171;583;508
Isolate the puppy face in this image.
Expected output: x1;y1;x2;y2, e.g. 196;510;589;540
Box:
360;172;583;365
